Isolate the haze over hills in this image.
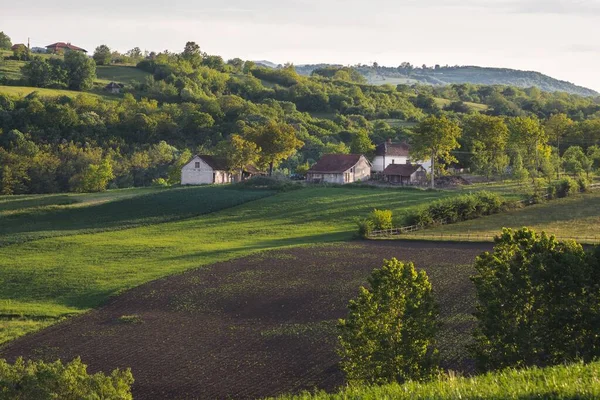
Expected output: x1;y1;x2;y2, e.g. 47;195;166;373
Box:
257;62;598;97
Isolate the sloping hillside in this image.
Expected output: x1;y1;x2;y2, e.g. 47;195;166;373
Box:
291;63;598;96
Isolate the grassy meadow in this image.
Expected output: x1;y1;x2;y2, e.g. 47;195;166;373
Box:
95;65;151;85
272;361;600;400
0;85;116;100
0;185;451;345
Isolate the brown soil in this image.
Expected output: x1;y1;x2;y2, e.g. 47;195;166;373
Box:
1;241;491;400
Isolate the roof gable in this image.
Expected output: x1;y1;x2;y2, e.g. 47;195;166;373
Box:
186;155;229;171
375;142;410;157
308;154;369;173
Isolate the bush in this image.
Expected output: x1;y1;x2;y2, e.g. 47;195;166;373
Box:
577;176;590;192
548;177;579;198
371;209;393;230
406;191;506;228
356;218;374;239
338;258;439;385
151;177;169;187
0;357;134;399
471;228;600;372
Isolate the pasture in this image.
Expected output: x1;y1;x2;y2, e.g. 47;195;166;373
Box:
0;186;452;345
0;85;114;100
95;65;150;85
0;241;489;399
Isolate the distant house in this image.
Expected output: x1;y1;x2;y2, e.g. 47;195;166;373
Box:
306;154;371;184
383;164;427;184
11;44;26;51
105;82;123;94
45;42;87;54
371;139;432;173
181;155;232;185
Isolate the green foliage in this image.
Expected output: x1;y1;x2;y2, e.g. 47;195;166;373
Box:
70;158;114;193
271;361;600;400
0;357;133;399
471;228;600;371
370;209;393;230
63;51;96;91
338;258;439;385
563;145;593;177
407;191;506;227
511;152;529;181
547;177;579;199
244;121;304;175
93;44;112;66
151;177;169;187
355;218;374;238
0;32;11;49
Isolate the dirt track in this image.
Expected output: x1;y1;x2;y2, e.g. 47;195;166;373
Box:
1;241;492;399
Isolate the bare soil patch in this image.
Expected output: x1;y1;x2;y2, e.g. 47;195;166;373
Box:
1;241;490;399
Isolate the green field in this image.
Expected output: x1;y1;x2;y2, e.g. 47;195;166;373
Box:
0;186;451;345
0;85;115;100
273;361;600;399
404;190;600;243
434;97;488;112
0;58;25;81
95;65;150;85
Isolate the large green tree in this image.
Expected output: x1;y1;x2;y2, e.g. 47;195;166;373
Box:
0;31;11;49
462;114;509;178
93;44;112;65
545;113;574;177
222;134;260;177
338;258;439;385
244;121;303;175
64;50;96;90
472;228;600;371
411;115;462;188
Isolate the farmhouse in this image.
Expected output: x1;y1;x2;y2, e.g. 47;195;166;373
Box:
383;163;427;184
181;155;232;185
105;82;123;94
45;42;87;53
11;44;26;51
306;154;371;184
371;139;432;174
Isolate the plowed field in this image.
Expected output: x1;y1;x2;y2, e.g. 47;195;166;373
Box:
1;241;491;399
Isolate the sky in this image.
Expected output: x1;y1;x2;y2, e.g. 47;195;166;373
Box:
4;0;600;91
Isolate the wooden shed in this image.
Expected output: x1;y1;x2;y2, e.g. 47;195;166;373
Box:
383;164;427;184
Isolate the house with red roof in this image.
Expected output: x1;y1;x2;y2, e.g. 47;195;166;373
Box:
45;42;87;54
306;154;371;184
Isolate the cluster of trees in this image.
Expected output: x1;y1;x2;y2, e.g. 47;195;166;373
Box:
339;228;600;385
22;51;96;90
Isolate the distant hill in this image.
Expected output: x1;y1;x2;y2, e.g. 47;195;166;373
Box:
287;63;599;97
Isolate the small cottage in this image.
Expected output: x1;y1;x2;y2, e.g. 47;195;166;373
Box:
306;154;371;184
181;155;232;185
383;164;427;184
105;82;122;94
371;139;410;173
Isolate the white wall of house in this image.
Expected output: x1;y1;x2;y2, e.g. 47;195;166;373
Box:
181;157;231;185
308;157;371;184
371;155;409;172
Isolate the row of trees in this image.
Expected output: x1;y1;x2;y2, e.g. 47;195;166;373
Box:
22;51;96;90
339;228;600;385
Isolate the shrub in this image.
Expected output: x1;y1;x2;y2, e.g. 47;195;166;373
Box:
356;218;374;239
370;209;393;230
548;177;579;199
471;228;600;372
338;258;439;385
576;176;590;192
151;177;169;187
0;357;134;399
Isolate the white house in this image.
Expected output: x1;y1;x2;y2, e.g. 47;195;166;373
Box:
306;154;371;184
371;139;432;173
383;164;427;184
181;155;232;185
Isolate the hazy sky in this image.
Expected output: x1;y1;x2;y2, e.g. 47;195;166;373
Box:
4;0;600;90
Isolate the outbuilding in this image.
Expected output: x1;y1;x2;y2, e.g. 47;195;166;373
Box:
306;154;371;184
383;163;427;184
181;155;232;185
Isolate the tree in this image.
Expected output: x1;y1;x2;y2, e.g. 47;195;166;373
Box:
12;43;29;61
0;357;133;399
223;134;260;177
70;157;114;192
182;41;203;67
167;149;192;184
462;114;509;178
126;47;143;60
64;50;96;90
545;114;574;178
471;228;600;371
507;116;549;175
587;145;600;172
349;129;375;156
93;44;112;65
411;115;462;188
562;146;592;177
245;121;304;176
338;258;439;385
0;31;11;49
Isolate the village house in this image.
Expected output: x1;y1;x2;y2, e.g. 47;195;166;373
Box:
371;139;432;174
105;82;123;94
181;155;232;185
383;163;427;185
306;154;371;184
45;42;87;54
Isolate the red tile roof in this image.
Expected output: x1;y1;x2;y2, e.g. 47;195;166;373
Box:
308;154;366;173
195;155;229;171
375;141;410;157
383;164;424;176
45;42;87;53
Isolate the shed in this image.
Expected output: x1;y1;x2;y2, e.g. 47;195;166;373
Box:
181;155;232;185
383;163;427;184
306;154;371;184
105;82;123;94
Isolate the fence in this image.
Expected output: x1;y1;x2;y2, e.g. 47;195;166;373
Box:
368;183;600;240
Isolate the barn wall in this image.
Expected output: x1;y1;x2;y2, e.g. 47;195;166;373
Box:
181;157;231;185
371;156;408;172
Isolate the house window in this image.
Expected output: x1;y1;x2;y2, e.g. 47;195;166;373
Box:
195;162;200;168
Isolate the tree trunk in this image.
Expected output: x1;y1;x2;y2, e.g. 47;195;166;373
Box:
431;152;435;189
269;161;274;177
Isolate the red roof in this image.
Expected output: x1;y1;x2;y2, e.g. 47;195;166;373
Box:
11;44;26;50
194;155;229;171
383;164;424;176
308;154;367;173
46;42;87;53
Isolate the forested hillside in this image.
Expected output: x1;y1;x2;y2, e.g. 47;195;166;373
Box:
1;36;600;195
292;63;598;97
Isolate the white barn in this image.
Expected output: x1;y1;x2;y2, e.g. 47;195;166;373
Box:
371;139;432;173
181;155;232;185
306;154;371;184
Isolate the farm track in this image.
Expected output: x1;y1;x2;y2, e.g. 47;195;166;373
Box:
0;241;491;399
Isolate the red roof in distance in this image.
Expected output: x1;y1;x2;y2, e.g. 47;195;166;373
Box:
46;42;87;53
